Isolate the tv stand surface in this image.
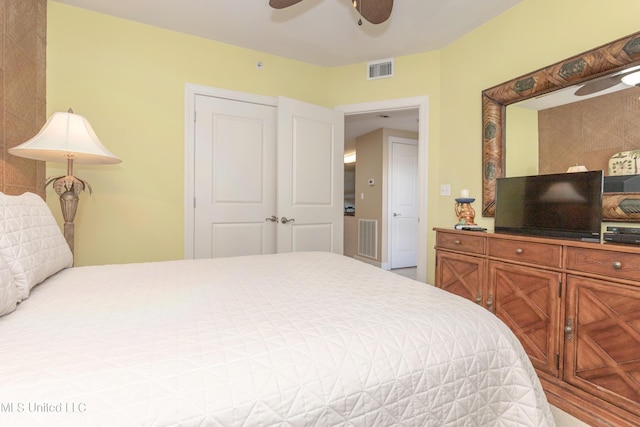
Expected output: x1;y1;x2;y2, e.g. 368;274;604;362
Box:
434;228;640;427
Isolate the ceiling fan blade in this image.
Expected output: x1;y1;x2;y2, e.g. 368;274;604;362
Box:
269;0;304;9
574;76;621;96
574;68;640;96
357;0;393;24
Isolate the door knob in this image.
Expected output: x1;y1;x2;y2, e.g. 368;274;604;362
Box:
265;215;278;222
281;217;295;224
393;212;401;217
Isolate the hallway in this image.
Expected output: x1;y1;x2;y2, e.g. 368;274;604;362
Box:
391;267;417;280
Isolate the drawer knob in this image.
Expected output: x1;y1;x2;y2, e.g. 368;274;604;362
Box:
612;261;622;270
475;289;482;304
565;316;574;343
515;248;523;255
454;239;461;245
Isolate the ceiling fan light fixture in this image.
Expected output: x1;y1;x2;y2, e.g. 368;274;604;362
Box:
621;71;640;87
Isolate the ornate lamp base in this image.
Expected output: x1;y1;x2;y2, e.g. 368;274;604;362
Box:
59;190;79;254
47;161;91;255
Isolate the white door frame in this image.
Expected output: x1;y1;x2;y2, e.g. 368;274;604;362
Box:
335;97;429;283
184;83;277;259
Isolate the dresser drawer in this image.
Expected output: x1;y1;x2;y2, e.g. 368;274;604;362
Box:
488;239;562;268
566;247;640;282
436;232;485;255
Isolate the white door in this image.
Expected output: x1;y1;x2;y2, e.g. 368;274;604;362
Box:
277;97;344;254
390;137;418;268
192;94;344;257
194;95;277;258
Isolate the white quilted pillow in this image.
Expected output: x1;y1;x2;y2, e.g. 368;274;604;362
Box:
0;253;19;316
0;192;73;301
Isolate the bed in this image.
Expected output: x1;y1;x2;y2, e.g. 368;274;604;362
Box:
0;192;555;426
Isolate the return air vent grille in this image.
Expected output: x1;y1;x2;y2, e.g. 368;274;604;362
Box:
358;219;378;259
367;58;394;80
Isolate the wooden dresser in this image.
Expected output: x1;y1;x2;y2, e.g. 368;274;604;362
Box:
434;228;640;426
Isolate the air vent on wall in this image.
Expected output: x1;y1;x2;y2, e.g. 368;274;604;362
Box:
367;58;394;80
358;219;378;259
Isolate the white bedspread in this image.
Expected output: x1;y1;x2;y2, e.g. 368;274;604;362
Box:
0;252;554;426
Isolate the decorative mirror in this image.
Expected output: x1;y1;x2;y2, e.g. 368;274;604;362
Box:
482;31;640;221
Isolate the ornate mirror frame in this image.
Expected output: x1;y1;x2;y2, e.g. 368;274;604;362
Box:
482;31;640;220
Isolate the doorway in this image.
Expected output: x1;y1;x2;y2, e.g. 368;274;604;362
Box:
337;97;429;283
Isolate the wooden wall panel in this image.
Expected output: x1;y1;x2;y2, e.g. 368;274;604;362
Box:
539;88;640;175
0;0;46;197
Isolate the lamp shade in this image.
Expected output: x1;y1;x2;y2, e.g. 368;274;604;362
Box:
9;111;121;164
567;165;588;173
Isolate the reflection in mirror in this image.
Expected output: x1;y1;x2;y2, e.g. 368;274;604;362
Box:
505;104;538;177
344;162;356;215
505;68;640;177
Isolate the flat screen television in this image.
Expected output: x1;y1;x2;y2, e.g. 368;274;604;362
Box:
495;170;603;241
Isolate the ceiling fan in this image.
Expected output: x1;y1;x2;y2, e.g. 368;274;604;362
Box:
574;66;640;96
269;0;394;25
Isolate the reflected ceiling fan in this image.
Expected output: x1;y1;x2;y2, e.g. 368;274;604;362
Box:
269;0;394;25
574;66;640;96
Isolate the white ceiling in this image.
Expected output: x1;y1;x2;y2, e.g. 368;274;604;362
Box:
53;0;522;67
52;0;522;145
344;108;419;146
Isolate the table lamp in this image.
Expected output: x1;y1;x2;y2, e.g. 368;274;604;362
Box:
8;109;121;253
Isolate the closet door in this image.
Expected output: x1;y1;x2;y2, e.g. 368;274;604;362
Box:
193;95;344;258
194;95;277;258
276;97;344;254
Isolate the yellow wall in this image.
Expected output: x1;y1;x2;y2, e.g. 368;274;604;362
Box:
48;0;639;278
506;106;539;177
430;0;638;282
47;2;329;266
328;0;638;281
437;0;639;235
